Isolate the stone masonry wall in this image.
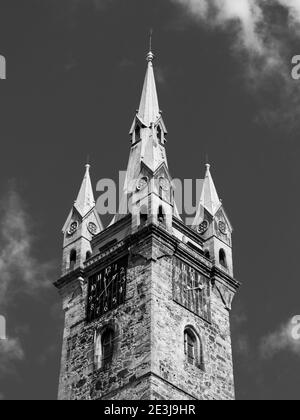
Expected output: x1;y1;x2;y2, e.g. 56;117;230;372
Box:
150;236;235;400
58;235;154;400
57;228;236;400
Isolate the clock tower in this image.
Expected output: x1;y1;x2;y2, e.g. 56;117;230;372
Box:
55;47;240;400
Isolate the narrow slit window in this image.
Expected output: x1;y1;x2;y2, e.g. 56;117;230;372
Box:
157;125;162;142
158;205;165;224
135;125;141;142
140;205;148;226
70;249;77;270
219;249;227;268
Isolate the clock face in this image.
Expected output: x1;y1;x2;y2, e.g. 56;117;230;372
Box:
68;221;78;236
218;220;227;234
197;220;209;235
159;177;169;191
173;258;211;321
87;256;128;322
88;222;98;236
136;177;148;191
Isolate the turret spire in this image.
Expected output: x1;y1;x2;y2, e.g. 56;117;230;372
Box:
74;163;95;217
200;163;222;216
192;164;222;228
61;163;103;275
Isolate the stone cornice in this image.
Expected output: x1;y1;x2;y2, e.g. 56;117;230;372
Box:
55;221;239;293
211;266;240;291
54;267;85;291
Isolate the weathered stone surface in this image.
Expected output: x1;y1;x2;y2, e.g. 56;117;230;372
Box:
55;223;239;401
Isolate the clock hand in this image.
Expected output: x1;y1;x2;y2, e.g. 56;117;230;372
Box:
97;267;126;301
186;285;204;291
103;277;108;297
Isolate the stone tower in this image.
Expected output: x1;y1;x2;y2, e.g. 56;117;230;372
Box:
54;47;240;401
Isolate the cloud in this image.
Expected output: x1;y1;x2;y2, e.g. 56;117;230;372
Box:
235;334;250;357
0;187;57;379
231;306;251;357
170;0;300;127
0;337;24;376
260;318;300;359
0;188;55;307
37;344;58;366
155;66;167;85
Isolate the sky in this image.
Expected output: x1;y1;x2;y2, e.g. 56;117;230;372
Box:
0;0;300;400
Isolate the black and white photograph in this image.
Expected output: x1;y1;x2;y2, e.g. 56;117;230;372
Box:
0;0;300;403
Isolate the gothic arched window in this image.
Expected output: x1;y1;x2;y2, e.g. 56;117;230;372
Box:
184;329;197;365
140;205;148;226
70;249;77;270
95;328;115;370
219;249;227;268
101;328;114;366
157;205;165;224
86;251;92;261
184;327;204;370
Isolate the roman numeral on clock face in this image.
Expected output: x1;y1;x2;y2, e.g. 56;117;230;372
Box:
87;256;128;322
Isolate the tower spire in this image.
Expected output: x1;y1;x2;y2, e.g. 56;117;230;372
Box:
113;45;173;225
137;34;160;127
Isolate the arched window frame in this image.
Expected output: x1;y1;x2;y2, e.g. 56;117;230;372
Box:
184;327;204;370
219;248;227;268
70;249;77;270
157;205;165;225
94;327;115;370
139;205;148;226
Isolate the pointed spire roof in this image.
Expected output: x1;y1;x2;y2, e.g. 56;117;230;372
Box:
74;164;95;217
200;164;222;216
192;164;222;227
137;49;161;126
112;42;177;226
63;163;103;234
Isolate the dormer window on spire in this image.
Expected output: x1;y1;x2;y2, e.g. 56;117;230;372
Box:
157;125;162;143
134;124;141;143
